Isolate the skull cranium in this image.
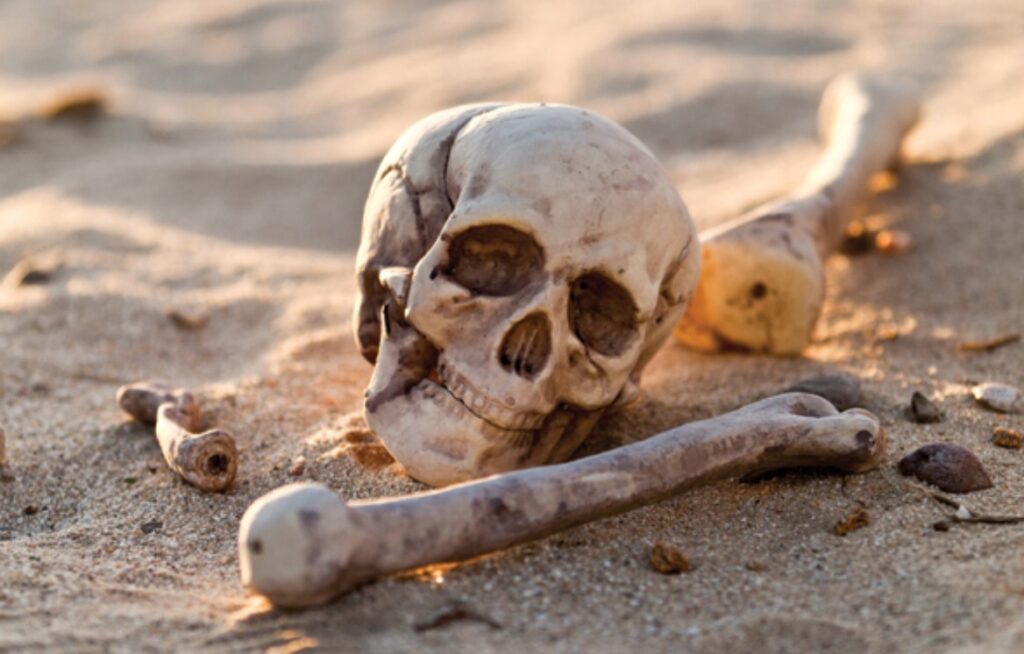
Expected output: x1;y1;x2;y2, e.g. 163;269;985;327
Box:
355;103;699;486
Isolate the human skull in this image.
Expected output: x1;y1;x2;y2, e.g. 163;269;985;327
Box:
354;103;699;487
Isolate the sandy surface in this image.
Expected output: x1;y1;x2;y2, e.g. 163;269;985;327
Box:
2;1;1024;651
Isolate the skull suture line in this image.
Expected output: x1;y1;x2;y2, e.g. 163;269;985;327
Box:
355;104;699;487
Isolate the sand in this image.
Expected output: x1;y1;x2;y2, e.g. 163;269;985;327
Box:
2;1;1024;651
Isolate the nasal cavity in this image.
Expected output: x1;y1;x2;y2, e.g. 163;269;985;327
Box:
498;313;551;380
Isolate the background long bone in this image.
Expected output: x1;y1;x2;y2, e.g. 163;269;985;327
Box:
239;393;885;608
675;73;921;355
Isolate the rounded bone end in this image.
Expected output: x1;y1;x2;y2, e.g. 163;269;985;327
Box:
239;483;359;608
675;226;824;356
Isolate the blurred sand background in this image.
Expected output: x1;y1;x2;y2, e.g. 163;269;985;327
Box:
1;0;1023;651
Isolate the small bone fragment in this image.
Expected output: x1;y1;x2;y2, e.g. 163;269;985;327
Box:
238;393;885;607
675;74;920;354
116;382;238;492
897;443;992;493
909;391;943;423
972;382;1024;414
785;373;861;410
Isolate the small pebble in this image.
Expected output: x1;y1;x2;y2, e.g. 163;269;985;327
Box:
972;382;1023;413
897;443;993;493
909;391;943;423
993;427;1023;449
23;505;38;516
932;520;950;532
834;508;871;536
650;541;692;574
140;519;163;534
955;505;974;520
785;373;862;410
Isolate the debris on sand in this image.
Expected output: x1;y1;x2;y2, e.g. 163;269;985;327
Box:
164;307;210;331
898;443;993;493
992;427;1023;450
834;508;871;535
958;333;1020;353
972;382;1023;414
909;391;943;423
650;541;692;574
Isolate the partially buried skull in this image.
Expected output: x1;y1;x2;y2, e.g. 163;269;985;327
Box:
354;103;699;486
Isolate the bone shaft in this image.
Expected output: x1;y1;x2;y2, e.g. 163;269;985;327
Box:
351;403;870;575
787;79;918;255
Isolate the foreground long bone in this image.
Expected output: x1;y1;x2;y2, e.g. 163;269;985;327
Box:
117;382;238;492
675;74;921;355
239;393;885;607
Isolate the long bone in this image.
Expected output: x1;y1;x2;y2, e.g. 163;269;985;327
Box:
675;73;921;355
238;393;885;608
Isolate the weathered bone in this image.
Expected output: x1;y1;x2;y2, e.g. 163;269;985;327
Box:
117;382;238;492
675;73;921;354
238;393;885;607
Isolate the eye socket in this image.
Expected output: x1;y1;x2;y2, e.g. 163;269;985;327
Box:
568;272;639;356
444;225;544;296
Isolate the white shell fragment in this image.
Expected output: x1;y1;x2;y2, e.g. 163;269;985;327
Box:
971;382;1024;413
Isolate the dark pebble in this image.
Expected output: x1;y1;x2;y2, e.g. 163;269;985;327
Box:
785;373;862;410
932;520;951;532
897;443;993;493
140;519;163;534
909;391;943;423
22;505;38;515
